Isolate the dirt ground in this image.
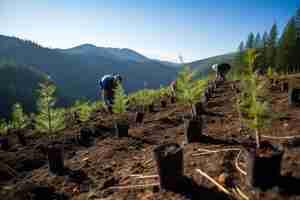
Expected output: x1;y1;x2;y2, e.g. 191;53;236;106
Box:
1;79;300;200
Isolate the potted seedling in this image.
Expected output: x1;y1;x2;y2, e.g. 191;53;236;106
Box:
75;101;95;146
35;82;66;175
112;82;129;137
132;89;153;123
176;66;208;143
239;49;283;189
159;86;170;108
147;89;159;113
154;143;183;190
11;103;29;146
0;119;10;151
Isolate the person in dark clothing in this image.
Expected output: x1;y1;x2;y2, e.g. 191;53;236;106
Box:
212;63;231;81
98;74;122;112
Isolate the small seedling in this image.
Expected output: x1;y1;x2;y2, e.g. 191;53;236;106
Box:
112;82;130;137
35;82;66;137
11;103;29;130
112;82;128;116
130;89;154;112
175;65;208;117
0;119;9;136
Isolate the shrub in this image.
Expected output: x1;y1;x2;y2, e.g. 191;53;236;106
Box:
35;83;66;135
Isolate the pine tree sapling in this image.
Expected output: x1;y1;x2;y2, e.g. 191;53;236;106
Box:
240;49;271;149
11;103;29;145
35;83;66;136
112;82;129;137
76;101;94;123
11;103;29;130
176;66;207;117
131;89;153;112
112;82;128;115
0;119;10;150
175;66;208;143
240;49;284;189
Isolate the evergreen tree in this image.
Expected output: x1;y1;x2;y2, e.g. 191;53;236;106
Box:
35;82;65;134
238;41;245;64
267;23;278;68
246;32;255;49
277;18;298;73
262;32;269;69
11;103;29;130
254;33;262;48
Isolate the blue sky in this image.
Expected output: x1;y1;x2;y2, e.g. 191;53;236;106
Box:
0;0;299;62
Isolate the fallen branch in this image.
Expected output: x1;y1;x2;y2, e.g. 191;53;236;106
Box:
0;162;18;177
234;186;249;200
130;174;159;179
235;151;247;176
143;159;153;166
195;169;231;195
261;135;300;140
108;183;159;190
193;148;241;156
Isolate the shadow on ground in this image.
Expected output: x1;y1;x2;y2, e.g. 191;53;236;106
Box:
169;176;232;200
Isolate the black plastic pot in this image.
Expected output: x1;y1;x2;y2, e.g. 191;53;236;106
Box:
154;143;183;190
282;82;289;92
47;142;64;175
78;127;95;146
161;100;167;108
135;112;144;123
192;102;206;117
246;143;283;189
16;130;27;146
184;118;203;143
288;88;300;106
148;104;155;113
170;96;176;104
114;120;129;137
0;137;9;151
201;94;208;104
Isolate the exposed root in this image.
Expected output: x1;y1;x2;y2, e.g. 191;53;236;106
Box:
234;186;249;200
261;134;300;140
235;151;247;176
193;148;241;156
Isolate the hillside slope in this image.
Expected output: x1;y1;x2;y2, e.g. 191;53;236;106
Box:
0;65;47;119
187;53;236;75
0;35;177;101
2;78;300;200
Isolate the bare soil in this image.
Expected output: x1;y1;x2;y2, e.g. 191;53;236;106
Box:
1;78;300;200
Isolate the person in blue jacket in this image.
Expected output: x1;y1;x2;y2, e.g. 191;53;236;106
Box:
98;73;122;112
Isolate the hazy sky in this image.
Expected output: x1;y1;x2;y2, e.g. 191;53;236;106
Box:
0;0;299;62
